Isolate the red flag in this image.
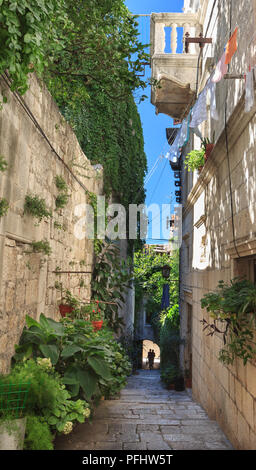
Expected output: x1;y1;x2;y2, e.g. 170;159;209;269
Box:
225;27;238;65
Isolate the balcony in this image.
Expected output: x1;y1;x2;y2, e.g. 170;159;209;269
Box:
150;12;201;119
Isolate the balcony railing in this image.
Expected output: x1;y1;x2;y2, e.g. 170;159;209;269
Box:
150;12;201;118
150;12;201;57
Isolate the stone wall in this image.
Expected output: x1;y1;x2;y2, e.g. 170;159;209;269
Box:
179;0;256;450
0;73;103;373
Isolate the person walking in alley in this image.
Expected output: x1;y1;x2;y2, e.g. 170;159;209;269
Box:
147;349;155;370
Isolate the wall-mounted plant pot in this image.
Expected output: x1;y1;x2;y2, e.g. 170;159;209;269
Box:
204;144;214;161
59;304;73;317
91;320;103;331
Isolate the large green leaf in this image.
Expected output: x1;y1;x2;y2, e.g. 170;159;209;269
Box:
61;344;83;358
25;315;41;329
62;368;79;385
76;369;98;400
87;356;112;380
39;313;52;331
39;344;59;364
46;317;65;336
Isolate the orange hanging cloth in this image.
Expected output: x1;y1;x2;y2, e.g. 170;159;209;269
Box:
225;27;238;65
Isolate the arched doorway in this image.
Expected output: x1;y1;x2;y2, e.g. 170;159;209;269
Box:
142;340;160;369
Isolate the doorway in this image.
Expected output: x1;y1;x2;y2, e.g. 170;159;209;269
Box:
142;340;160;369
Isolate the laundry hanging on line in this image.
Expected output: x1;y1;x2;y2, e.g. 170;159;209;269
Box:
245;68;255;113
212;52;228;83
225;27;238;65
165;113;190;161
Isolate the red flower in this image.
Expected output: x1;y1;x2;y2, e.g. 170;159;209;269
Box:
92;310;95;313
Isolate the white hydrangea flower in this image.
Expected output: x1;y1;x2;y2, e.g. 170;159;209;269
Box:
63;421;73;435
83;408;91;418
37;357;52;370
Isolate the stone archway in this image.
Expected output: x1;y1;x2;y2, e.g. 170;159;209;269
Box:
142;339;160;369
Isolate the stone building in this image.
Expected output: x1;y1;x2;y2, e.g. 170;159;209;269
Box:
150;0;256;450
0;73;104;373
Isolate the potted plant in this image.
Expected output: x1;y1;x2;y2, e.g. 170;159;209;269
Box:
184;148;205;173
201;132;215;162
0;381;30;450
90;301;104;331
160;365;178;390
185;369;192;388
174;371;185;392
58;289;80;318
201;278;256;365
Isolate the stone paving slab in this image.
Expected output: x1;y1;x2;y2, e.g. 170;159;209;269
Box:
54;370;234;451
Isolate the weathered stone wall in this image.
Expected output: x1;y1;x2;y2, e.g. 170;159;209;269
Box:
180;0;256;450
0;73;103;373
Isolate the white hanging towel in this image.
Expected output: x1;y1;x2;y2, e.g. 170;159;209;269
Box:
245;68;254;113
209;81;219;120
189;87;208;128
212;52;228;83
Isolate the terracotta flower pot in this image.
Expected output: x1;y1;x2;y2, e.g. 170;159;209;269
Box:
185;378;192;388
204;143;214;161
167;383;175;390
91;320;103;331
59;304;73;317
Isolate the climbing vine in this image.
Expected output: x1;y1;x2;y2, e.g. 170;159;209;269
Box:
0;0;67;94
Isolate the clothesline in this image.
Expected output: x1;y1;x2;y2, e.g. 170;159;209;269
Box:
166;26;255;162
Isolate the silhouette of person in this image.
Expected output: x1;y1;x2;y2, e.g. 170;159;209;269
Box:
148;349;155;370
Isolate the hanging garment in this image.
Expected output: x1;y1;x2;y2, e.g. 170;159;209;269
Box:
245;68;255;113
225;27;238;65
161;284;170;310
209;81;219;120
166;114;190;161
189;86;208;128
212;52;228;83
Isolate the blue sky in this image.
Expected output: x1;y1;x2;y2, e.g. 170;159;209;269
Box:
125;0;183;243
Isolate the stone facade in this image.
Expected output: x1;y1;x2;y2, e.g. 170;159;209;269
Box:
151;0;256;450
180;0;256;450
0;73;103;373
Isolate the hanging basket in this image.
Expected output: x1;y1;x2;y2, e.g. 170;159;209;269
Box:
91;320;103;331
59;304;73;317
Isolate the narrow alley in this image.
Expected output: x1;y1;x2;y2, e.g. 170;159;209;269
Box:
55;370;233;451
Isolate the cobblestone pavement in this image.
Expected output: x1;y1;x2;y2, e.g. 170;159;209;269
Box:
55;370;233;451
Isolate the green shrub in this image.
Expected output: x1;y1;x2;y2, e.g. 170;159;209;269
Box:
31;239;52;256
55;193;69;209
24;194;52;223
24;416;54;450
0;156;8;172
55;175;68;192
161;365;178;387
97;331;132;398
184;149;205;172
0;358;91;446
13;314;132;404
0;198;9;218
201;278;256;365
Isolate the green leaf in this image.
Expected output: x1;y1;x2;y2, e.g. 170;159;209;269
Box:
39;313;52;330
61;344;83;358
39;344;59;364
25;315;41;329
77;369;98;400
87;356;112;380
